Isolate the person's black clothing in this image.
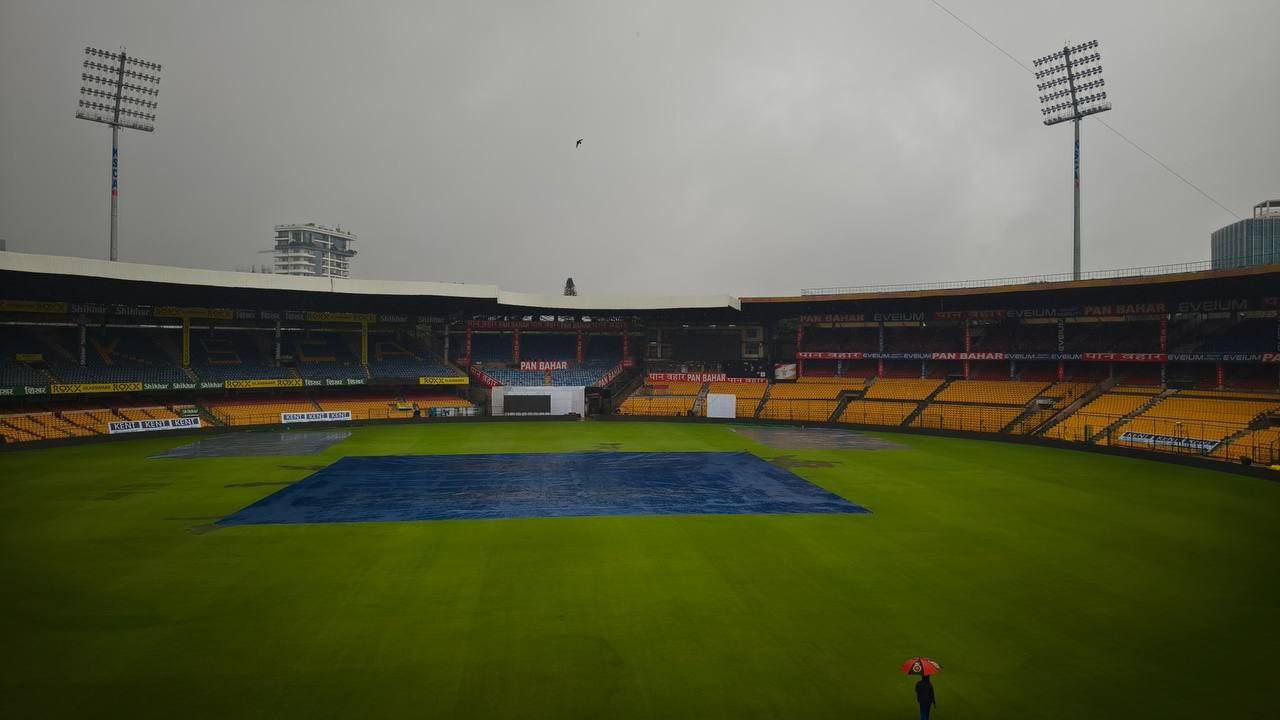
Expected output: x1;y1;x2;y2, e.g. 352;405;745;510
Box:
915;677;936;708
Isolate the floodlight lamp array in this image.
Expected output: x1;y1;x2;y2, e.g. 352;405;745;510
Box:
1032;39;1098;68
83;46;161;72
1032;40;1111;125
76;46;162;132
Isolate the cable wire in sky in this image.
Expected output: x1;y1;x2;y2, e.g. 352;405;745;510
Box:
926;0;1242;220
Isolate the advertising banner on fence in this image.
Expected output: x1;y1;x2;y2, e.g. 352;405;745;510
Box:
468;320;624;331
1117;431;1220;453
418;375;469;385
144;382;197;391
281;410;353;424
468;366;501;388
929;352;1007;361
519;360;568;371
646;373;768;383
797;352;865;360
224;378;305;389
647;372;724;383
0;385;50;397
595;363;626;387
50;382;144;395
0;299;69;314
107;417;202;434
303;311;377;323
154;306;235;319
1082;353;1168;363
428;406;478;418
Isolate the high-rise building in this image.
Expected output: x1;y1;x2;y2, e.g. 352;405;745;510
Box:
271;223;357;277
1211;200;1280;270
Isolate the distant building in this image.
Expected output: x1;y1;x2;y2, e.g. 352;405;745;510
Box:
271;223;357;278
1211;200;1280;270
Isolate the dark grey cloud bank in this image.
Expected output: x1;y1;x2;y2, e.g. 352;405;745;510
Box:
1;0;1276;295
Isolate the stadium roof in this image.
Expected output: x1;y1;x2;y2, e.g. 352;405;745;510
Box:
0;251;741;312
3;250;1278;319
740;262;1280;305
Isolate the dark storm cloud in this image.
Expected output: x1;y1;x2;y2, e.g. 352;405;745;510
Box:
1;0;1276;295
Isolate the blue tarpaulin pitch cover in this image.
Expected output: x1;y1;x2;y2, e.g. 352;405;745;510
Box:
219;451;869;525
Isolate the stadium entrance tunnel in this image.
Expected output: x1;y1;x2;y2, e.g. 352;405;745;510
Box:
218;451;870;525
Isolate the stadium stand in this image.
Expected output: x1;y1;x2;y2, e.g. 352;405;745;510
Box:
863;379;944;401
61;408;117;435
759;398;839;422
618;378;703;417
519;334;575;360
1005;381;1096;435
1042;390;1160;443
191;331;294;382
206;398;322;426
770;377;868;399
2;250;1278;473
1112;396;1280;444
584;335;623;362
481;361;615;387
912;404;1023;433
13;327;191;384
934;380;1048;405
367;336;463;381
469;334;512;362
759;377;866;421
400;393;475;411
618;395;696;416
839;400;918;427
289;334;365;380
1214;427;1280;465
315;394;412;420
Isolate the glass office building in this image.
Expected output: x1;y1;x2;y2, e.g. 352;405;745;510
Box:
1211;200;1280;270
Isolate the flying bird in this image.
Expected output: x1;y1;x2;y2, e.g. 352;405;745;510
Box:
576;138;583;148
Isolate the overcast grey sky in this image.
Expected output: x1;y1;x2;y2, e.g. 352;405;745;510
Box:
0;0;1276;296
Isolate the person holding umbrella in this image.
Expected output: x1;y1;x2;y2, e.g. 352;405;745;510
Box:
902;657;941;719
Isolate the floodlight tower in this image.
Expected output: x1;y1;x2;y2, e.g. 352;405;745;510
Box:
1033;40;1110;280
75;47;163;261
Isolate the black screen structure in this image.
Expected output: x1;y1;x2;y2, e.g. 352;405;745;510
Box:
505;394;552;414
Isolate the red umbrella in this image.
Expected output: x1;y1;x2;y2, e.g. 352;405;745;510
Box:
902;657;942;676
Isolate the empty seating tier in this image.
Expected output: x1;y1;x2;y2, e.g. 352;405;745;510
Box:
315;395;413;421
863;379;943;401
758;399;838;423
1043;392;1155;443
1112;397;1280;444
207;399;321;426
771;378;866;400
617;396;696;417
839;400;918;427
911;405;1022;433
1214;428;1280;465
934;380;1048;406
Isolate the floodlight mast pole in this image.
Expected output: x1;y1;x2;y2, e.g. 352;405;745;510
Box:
110;52;126;262
1035;40;1110;281
76;46;161;262
1064;43;1081;280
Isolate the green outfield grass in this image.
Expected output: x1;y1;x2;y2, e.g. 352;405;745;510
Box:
1;421;1277;718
